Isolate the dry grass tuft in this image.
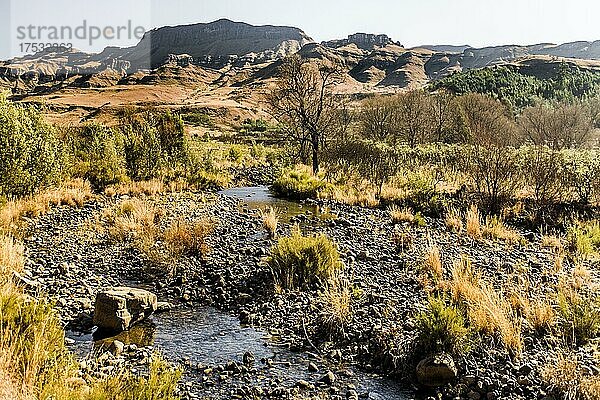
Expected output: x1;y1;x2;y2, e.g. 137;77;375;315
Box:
450;256;523;353
163;218;214;258
0;179;93;235
445;207;463;232
0;235;25;276
260;207;279;238
482;216;525;245
466;205;482;239
541;235;563;251
542;351;600;400
423;246;443;281
317;275;353;336
389;205;415;224
106;198;162;248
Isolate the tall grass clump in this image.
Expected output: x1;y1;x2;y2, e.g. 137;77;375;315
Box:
557;284;600;344
163;218;214;258
450;256;523;354
0;94;64;197
415;296;471;355
567;221;600;258
542;351;600;400
317;275;353;336
272;165;325;200
260;207;278;238
267;226;343;289
466;205;482;239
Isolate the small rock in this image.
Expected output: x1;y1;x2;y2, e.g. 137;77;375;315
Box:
108;340;124;356
416;353;457;388
319;371;336;385
308;362;319;372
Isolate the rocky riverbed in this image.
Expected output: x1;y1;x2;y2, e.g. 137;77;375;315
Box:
18;186;600;399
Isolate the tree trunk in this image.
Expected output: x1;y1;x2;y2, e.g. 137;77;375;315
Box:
312;140;319;174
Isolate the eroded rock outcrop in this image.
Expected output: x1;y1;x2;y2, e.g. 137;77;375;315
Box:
93;287;157;333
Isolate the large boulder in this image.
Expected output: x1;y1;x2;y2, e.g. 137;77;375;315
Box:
93;287;157;333
416;353;458;387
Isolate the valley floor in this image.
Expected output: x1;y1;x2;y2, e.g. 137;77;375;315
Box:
17;184;600;400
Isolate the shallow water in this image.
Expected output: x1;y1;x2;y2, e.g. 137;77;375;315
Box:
68;306;412;399
67;187;411;398
219;186;335;223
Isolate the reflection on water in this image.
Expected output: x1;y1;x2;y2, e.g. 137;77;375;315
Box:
219;186;336;223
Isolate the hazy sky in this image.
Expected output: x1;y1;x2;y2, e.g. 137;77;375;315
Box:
150;0;600;47
1;0;599;59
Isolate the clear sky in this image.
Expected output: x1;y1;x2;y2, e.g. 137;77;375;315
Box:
149;0;600;47
1;0;599;59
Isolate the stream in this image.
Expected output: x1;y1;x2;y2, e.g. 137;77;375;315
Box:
67;187;412;399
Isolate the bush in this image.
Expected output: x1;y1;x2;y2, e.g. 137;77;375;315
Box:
163;218;214;258
66;124;127;190
0;95;64;197
415;296;471;355
120;108;189;181
272;166;326;200
267;227;343;289
567;221;600;257
557;286;600;344
181;112;213;128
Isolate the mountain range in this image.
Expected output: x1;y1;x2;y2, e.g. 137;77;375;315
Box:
3;18;600;94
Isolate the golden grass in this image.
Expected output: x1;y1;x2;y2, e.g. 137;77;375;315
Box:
105;198;161;247
260;207;278;239
317;275;353;336
320;183;379;207
104;178;192;198
0;235;25;276
541;235;563;251
0;179;93;235
482;216;525;245
423;246;443;281
450;256;522;353
389;205;414;224
163;218;214;258
510;283;556;332
466;205;482;239
542;351;600;400
445;207;463;233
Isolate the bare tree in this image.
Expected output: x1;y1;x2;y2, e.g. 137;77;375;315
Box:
358;95;400;142
396;90;432;147
457;93;520;213
267;55;342;173
519;103;592;149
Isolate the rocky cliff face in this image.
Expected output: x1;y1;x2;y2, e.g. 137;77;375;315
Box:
122;18;313;69
2;20;600;94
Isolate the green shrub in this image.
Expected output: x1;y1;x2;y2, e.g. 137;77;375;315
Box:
272;166;326;199
120;109;189;181
181;112;213;128
66;124;127;190
267;227;343;289
557;287;600;344
241;118;269;133
415;296;471;355
228;146;244;162
566;221;600;257
0;95;64;197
